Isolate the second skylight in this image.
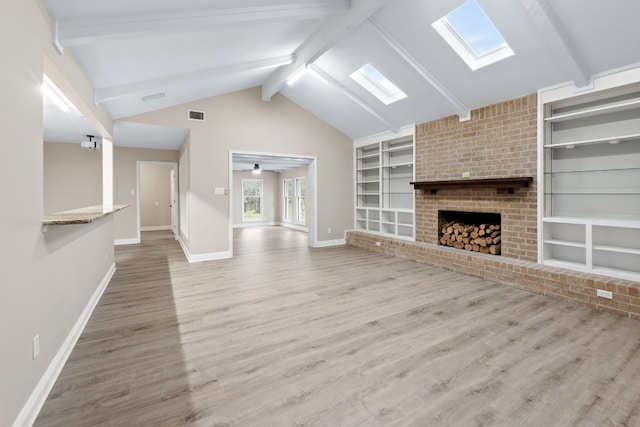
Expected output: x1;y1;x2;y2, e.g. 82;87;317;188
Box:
350;64;407;105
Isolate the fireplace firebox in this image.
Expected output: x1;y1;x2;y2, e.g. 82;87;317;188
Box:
438;210;502;255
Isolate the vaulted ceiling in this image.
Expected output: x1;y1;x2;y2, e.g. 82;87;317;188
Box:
41;0;640;147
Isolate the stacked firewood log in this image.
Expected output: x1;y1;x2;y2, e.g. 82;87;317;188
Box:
439;221;501;255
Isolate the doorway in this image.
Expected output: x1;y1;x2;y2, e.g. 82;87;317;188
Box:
229;151;317;257
137;161;179;242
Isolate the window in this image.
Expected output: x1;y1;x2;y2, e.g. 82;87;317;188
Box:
350;64;407;105
242;179;262;222
283;179;293;222
295;177;306;225
432;0;514;70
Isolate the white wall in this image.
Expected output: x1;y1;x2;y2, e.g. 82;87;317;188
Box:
43;142;102;214
0;1;116;426
140;163;174;229
124;87;353;257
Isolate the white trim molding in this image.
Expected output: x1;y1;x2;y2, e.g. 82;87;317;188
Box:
229;150;317;255
140;225;172;232
280;222;309;233
315;238;346;247
233;221;279;229
114;238;140;246
177;235;231;263
12;263;116;427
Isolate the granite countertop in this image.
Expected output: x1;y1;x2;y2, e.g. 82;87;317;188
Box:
43;204;129;226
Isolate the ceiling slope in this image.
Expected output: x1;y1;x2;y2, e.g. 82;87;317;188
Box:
41;0;640;145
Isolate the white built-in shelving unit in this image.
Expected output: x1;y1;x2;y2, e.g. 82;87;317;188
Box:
539;70;640;281
355;126;415;240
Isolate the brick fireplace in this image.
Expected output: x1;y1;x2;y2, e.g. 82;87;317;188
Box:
415;94;538;262
347;93;640;320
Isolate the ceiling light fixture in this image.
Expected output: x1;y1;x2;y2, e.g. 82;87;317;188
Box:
253;163;261;174
43;74;76;113
80;135;101;150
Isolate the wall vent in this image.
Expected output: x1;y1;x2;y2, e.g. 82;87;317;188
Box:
188;110;205;121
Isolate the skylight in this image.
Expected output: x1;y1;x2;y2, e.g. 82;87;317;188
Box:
432;0;514;70
350;64;407;105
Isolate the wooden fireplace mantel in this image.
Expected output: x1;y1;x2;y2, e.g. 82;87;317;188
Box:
410;177;533;194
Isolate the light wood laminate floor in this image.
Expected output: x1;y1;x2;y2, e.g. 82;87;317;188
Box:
35;227;640;426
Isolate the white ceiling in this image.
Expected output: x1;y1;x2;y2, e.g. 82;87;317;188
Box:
232;153;311;172
41;0;640;148
43;95;97;144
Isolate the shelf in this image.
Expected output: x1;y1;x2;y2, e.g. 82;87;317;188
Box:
543;216;640;227
356;134;414;241
543;133;640;148
543;259;588;271
383;162;413;168
544;239;586;248
382;144;413;152
545;192;640;196
545;97;640;123
411;177;533;194
541;84;640;282
593;245;640;255
545;167;639;174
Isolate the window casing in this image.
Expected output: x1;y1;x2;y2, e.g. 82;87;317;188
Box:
295;177;306;225
283;179;293;222
242;179;263;222
350;64;407;105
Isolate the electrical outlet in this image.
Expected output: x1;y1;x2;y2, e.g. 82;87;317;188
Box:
462;172;471;178
596;289;613;300
376;241;381;247
328;227;332;234
33;335;40;360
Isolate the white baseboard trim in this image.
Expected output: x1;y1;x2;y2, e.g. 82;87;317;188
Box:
12;263;116;427
114;238;140;246
233;221;278;229
315;238;346;248
140;225;172;231
280;222;309;233
177;235;231;263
